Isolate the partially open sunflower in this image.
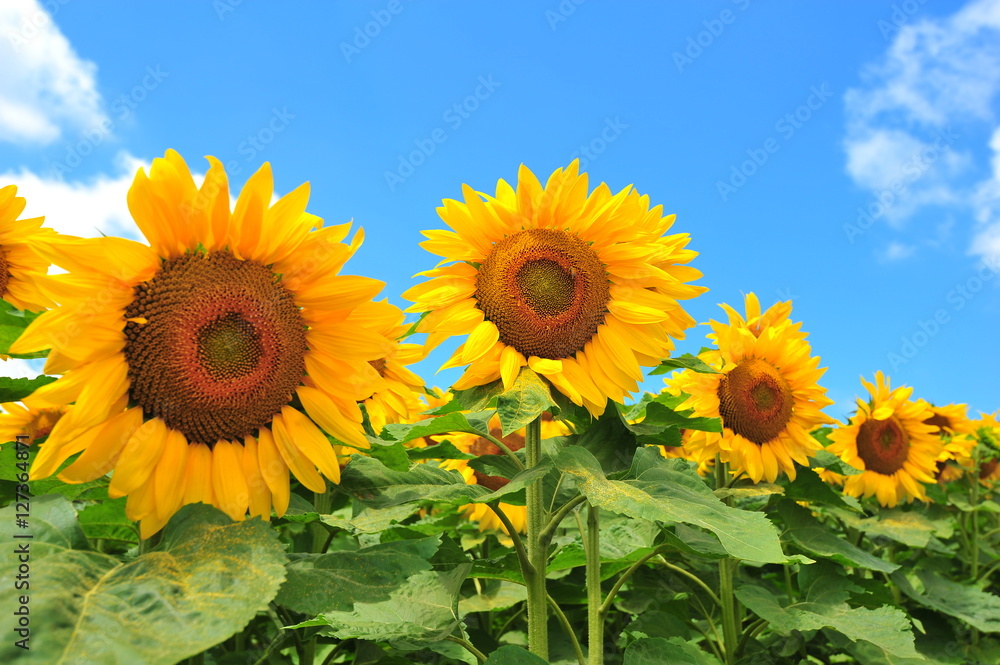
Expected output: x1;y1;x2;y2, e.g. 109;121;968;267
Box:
403;161;705;416
11;150;404;536
0;184;54;311
826;372;940;507
668;294;833;483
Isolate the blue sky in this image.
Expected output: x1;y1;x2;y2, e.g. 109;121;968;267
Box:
1;0;998;420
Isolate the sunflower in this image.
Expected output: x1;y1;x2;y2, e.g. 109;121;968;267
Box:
0;399;66;444
0;184;54;312
359;300;427;435
667;294;833;483
438;413;570;539
826;373;940;507
10;151;402;537
658;430;715;477
403;161;705;417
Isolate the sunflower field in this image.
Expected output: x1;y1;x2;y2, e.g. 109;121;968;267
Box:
0;153;998;665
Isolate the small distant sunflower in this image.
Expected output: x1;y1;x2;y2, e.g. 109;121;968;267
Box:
359;300;426;435
11;151;400;537
827;373;940;507
439;413;570;539
668;294;833;483
403;161;706;417
0;184;54;311
0;399;66;444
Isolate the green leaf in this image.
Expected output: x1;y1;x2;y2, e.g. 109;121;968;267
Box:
0;504;286;665
78;497;138;549
470;550;525;585
483;645;549;665
0;374;55;403
459;580;526;615
893;569;1000;633
554;446;788;563
0;301;46;359
381;410;492;445
626;401;722;445
648;354;721;376
576;403;640;474
736;575;920;659
432;380;503;414
470;460;551;504
810;449;863;476
406;440;476;461
366;440;411;471
624;637;723;665
777;501;898;573
496;367;555;435
843;508;942;548
339;455;488;508
783;467;856;509
294;549;471;647
276;536;440;614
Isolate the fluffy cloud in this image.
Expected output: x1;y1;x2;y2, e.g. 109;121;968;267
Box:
0;0;107;145
0;152;144;240
844;0;1000;254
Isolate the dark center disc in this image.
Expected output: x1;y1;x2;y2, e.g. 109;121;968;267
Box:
717;358;794;445
0;246;10;297
475;228;610;359
123;250;307;445
856;416;910;475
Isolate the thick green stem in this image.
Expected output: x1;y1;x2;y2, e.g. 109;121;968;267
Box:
719;558;739;665
312;487;334;552
586;503;603;665
715;456;740;665
971;445;982;582
525;416;549;659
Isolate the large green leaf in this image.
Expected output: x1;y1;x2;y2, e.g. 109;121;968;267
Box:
893;569;1000;633
777;501;898;573
291;541;472;648
736;565;920;659
0;503;286;665
624;637;722;665
277;536;440;614
844;508;943;548
554;446;787;563
496;367;554;435
339;455;488;509
483;645;549;664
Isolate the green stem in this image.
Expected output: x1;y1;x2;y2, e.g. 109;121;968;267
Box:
654;555;722;609
312;487;334;552
445;636;487;664
586;503;603;665
715;456;740;665
300;638;315;665
487;503;533;578
525;416;549;659
735;618;768;659
548;593;587;665
467;429;525;471
971;445;982;582
719;557;739;665
541;494;587;544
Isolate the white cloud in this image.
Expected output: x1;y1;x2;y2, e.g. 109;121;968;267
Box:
0;151;144;240
0;358;46;379
844;0;1000;252
0;0;106;145
882;241;916;261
